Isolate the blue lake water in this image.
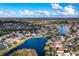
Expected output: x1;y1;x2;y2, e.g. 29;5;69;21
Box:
57;25;70;35
3;37;50;56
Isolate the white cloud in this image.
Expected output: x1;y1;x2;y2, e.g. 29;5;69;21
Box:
43;11;50;15
19;10;30;15
0;10;17;17
63;5;75;15
51;3;63;9
10;11;16;15
0;9;51;17
51;3;77;15
0;11;3;14
35;10;50;16
19;10;50;17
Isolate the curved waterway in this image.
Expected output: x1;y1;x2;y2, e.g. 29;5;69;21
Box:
3;37;50;56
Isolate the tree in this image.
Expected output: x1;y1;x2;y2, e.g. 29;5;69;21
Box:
10;49;37;56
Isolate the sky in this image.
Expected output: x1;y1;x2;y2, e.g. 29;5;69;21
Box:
0;3;79;18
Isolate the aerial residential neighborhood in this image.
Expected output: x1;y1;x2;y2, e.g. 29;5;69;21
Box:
0;3;79;56
0;18;79;56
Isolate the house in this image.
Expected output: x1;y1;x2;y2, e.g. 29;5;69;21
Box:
13;37;20;42
17;33;24;39
0;43;8;49
56;47;64;56
54;40;63;48
31;33;36;37
0;37;3;41
59;36;65;41
4;37;20;44
76;40;79;48
35;33;42;37
4;38;13;44
76;30;79;36
64;53;71;56
25;31;31;36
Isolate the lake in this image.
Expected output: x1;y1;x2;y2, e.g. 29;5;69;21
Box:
57;25;70;35
3;37;50;56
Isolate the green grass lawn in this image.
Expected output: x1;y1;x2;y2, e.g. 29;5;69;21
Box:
10;49;37;56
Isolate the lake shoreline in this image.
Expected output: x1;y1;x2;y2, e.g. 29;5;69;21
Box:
2;35;51;56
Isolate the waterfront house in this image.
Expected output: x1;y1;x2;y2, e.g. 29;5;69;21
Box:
35;33;42;37
0;43;8;49
4;38;13;44
31;33;36;37
25;31;31;35
18;33;24;39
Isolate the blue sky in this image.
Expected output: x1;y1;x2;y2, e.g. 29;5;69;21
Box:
0;3;79;18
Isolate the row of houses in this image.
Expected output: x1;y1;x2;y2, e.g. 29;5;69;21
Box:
0;32;25;50
45;34;76;56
